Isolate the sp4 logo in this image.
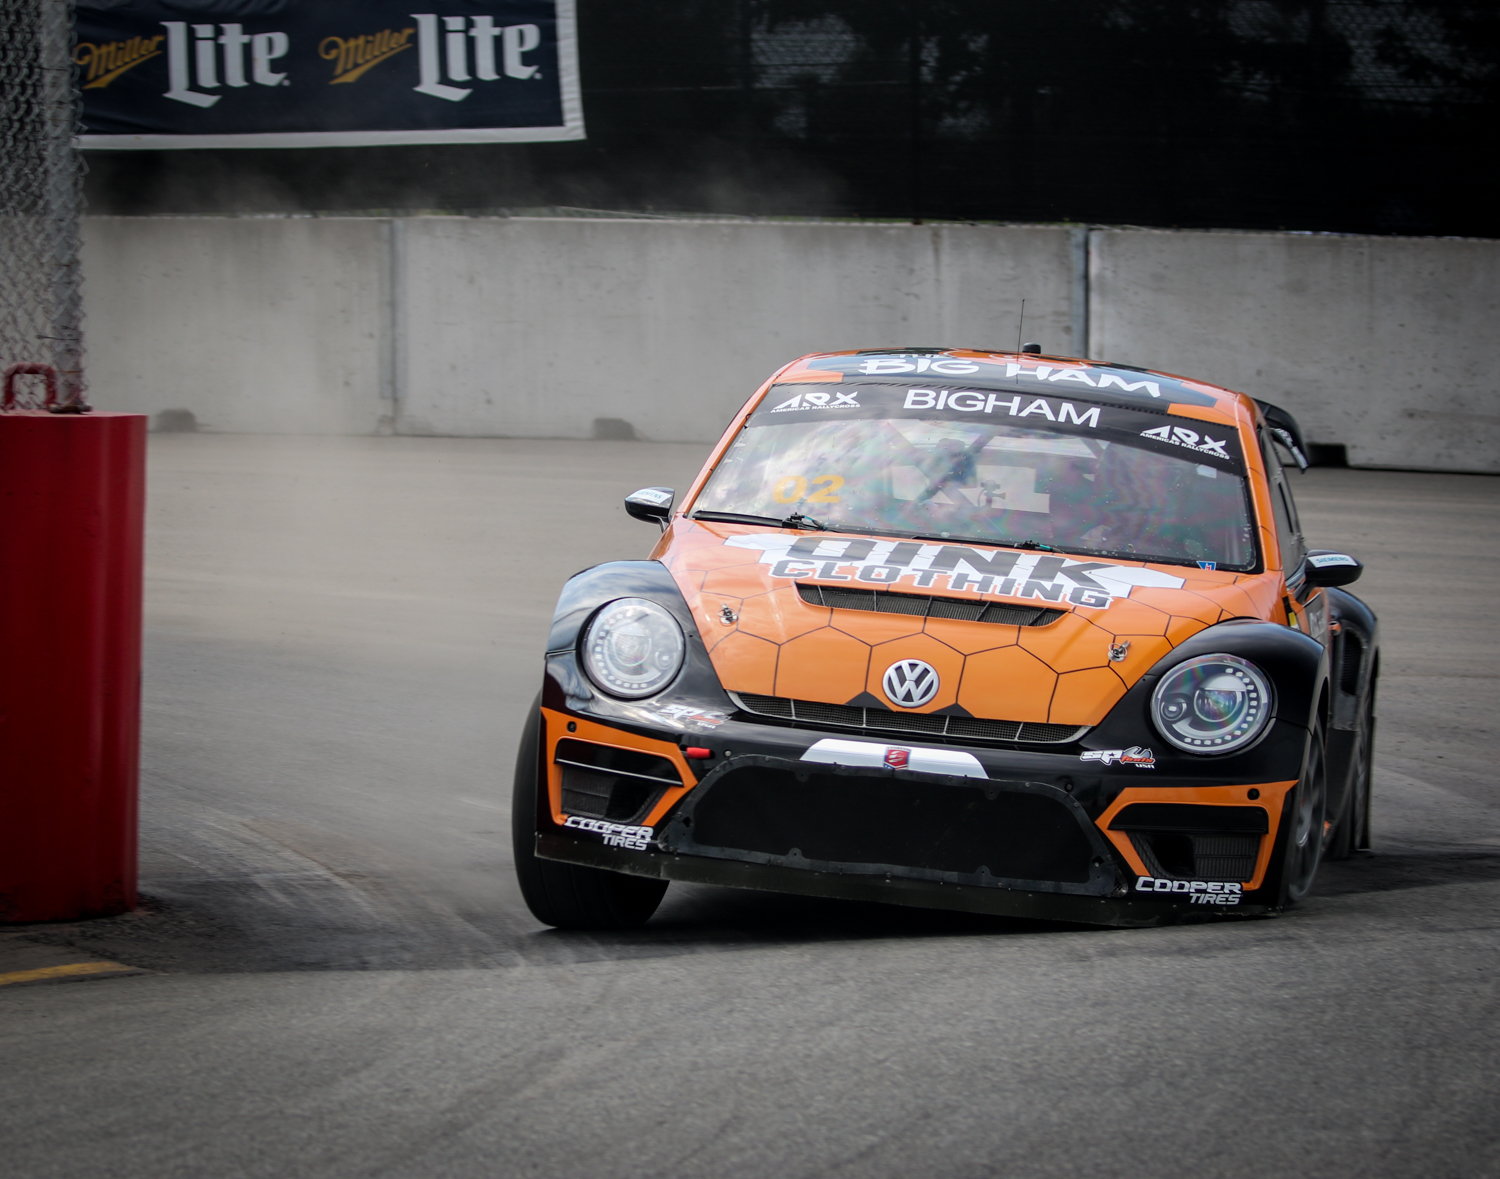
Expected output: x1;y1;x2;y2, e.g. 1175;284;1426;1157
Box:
1080;746;1156;768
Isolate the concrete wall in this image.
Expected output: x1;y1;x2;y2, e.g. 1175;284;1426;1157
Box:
397;218;1074;441
82;215;1498;470
83;216;1073;442
1090;228;1500;472
85;217;388;435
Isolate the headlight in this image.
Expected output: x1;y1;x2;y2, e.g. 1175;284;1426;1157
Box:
582;598;686;698
1151;654;1273;754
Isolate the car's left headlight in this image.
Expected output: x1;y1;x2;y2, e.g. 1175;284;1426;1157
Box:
581;598;686;698
1151;654;1273;754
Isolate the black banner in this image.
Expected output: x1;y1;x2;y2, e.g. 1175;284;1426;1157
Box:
75;1;582;148
751;382;1247;474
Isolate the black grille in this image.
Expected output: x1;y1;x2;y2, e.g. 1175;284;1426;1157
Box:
1127;832;1261;883
1112;805;1267;883
1339;632;1365;695
797;583;1066;626
555;738;680;824
1188;835;1263;882
1110;804;1269;834
679;766;1098;886
732;692;1084;745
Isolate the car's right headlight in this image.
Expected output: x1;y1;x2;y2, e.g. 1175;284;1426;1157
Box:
1151;654;1273;754
581;597;686;698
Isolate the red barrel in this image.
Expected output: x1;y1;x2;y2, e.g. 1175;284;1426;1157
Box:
0;412;145;921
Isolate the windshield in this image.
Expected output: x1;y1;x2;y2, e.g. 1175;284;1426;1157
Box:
693;382;1258;571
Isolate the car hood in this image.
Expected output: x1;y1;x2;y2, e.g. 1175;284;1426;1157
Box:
660;522;1281;727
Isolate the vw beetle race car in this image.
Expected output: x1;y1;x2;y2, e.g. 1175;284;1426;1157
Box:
513;348;1379;928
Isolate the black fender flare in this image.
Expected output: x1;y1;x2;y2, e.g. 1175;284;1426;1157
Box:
1323;587;1379;841
1087;618;1330;784
1326;587;1379;730
542;559;733;723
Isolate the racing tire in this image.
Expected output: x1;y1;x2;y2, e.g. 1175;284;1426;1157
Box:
1275;719;1328;906
1354;676;1376;852
1328;688;1375;860
510;698;668;930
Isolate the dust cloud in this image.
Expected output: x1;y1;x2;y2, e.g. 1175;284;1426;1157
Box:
145;434;706;666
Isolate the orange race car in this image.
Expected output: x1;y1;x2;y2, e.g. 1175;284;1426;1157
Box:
513;347;1379;928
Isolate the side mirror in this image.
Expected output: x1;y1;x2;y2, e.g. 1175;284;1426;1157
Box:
1305;550;1363;588
625;486;675;531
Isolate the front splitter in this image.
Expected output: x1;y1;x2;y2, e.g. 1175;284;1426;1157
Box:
536;833;1275;928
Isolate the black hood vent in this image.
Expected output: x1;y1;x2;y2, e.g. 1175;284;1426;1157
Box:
798;583;1065;627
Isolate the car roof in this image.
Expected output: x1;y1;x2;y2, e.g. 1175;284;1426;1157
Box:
771;348;1256;424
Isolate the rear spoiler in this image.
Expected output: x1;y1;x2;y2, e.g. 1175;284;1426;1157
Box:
1254;400;1309;470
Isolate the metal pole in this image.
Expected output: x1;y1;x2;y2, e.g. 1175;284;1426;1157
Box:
1069;226;1090;359
40;0;86;409
908;20;922;225
738;0;754;175
388;217;407;432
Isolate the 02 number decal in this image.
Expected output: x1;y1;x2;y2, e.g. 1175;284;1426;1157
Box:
808;475;844;503
772;475;844;504
772;475;806;503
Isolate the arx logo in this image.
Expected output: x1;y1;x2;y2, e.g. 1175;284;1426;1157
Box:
412;14;543;101
162;21;289;107
771;389;860;411
1140;424;1230;460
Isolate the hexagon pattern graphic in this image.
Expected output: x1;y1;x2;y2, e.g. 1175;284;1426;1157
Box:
662;521;1285;728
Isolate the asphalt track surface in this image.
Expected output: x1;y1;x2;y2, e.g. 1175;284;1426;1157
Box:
4;436;1498;1179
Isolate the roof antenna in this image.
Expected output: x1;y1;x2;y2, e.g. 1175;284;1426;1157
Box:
1015;299;1026;352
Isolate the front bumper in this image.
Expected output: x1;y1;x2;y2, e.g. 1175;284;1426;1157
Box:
540;829;1183;927
535;694;1298;927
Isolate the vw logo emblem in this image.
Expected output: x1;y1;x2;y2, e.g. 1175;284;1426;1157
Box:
882;659;940;708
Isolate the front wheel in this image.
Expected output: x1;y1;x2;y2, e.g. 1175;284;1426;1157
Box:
1353;685;1375;852
510;698;668;930
1328;687;1375;860
1276;720;1328;907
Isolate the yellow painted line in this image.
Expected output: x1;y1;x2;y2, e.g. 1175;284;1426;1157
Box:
0;961;138;987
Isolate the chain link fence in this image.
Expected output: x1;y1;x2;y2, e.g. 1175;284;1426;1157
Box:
633;0;1499;231
80;0;1498;236
1;0;86;412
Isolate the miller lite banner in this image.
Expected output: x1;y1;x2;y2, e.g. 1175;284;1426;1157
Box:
75;0;582;148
